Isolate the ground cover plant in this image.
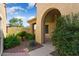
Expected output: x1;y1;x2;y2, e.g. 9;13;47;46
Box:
4;34;21;49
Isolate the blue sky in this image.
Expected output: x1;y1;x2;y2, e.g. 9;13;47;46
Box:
6;3;36;27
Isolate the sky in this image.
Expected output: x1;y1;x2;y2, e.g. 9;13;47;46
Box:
6;3;36;27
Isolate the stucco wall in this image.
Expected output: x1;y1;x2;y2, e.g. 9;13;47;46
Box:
45;21;56;39
28;18;36;34
36;3;79;44
7;27;24;35
7;27;32;36
0;4;6;37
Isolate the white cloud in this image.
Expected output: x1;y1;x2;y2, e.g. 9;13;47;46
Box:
7;6;26;15
27;3;35;9
10;6;25;11
15;16;26;20
28;16;35;20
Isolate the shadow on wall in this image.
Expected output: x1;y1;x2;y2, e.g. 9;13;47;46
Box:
0;16;4;56
0;29;4;56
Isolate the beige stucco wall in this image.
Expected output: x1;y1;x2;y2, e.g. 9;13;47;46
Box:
28;18;36;34
0;4;6;37
36;3;79;44
45;21;56;39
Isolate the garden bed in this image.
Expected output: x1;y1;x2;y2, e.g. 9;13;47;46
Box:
4;31;43;53
4;40;43;53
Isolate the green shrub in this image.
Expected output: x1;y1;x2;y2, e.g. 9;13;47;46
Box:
16;31;35;41
25;33;35;41
16;31;26;39
4;34;21;49
52;13;79;56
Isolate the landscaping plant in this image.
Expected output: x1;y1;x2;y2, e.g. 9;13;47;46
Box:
16;31;35;46
16;31;27;41
27;34;35;47
52;13;79;56
17;31;35;41
4;34;21;49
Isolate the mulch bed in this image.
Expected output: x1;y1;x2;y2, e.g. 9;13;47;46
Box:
4;40;43;53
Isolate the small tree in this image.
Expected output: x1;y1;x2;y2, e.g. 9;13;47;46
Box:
52;13;79;56
9;18;23;27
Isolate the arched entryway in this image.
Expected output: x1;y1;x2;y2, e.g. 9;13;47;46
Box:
41;8;61;43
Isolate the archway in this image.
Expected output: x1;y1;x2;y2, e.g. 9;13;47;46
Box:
41;8;61;43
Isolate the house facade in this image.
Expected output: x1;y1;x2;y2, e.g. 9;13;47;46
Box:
28;3;79;44
0;3;6;37
0;3;79;55
1;3;79;44
0;3;6;55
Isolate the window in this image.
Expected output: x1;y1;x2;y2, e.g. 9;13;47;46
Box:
45;25;48;33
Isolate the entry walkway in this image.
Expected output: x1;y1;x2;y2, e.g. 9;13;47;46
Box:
29;42;55;56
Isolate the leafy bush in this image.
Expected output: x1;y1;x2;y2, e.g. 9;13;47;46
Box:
52;13;79;56
26;33;35;41
4;34;21;49
16;31;35;47
26;34;36;47
17;31;35;41
16;31;27;41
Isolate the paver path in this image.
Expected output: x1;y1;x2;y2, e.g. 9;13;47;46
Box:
29;42;55;56
2;41;29;56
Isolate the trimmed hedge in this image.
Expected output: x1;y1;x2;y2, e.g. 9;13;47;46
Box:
52;13;79;56
4;34;21;49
